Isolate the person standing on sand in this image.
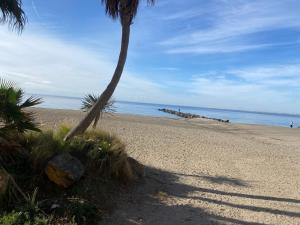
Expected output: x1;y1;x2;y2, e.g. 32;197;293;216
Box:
290;121;294;128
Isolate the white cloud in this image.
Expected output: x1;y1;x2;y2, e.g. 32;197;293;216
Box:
165;42;293;54
231;63;300;82
178;63;300;113
0;28;169;101
1;25;300;114
159;0;300;54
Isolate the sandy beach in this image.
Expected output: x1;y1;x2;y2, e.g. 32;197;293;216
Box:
32;108;300;225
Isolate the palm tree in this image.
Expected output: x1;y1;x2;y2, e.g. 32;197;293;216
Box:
0;78;42;139
0;0;26;31
64;0;155;141
81;94;116;128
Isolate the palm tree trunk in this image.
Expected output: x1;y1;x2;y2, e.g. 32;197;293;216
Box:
64;23;131;141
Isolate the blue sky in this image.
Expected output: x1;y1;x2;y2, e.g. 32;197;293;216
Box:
0;0;300;114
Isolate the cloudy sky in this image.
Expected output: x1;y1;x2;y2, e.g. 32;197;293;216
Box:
1;0;300;114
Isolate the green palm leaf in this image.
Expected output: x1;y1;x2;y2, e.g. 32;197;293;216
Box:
0;0;26;31
81;94;116;128
20;96;43;108
0;78;42;139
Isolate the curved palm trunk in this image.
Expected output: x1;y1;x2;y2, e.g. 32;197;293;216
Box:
64;24;131;141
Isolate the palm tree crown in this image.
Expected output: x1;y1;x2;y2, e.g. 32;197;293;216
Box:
102;0;154;23
81;94;115;128
0;78;42;138
0;0;26;31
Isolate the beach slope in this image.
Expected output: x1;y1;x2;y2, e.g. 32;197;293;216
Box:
33;108;300;225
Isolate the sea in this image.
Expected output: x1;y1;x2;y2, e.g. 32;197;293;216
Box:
31;94;300;128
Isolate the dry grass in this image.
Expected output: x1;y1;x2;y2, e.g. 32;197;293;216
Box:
1;125;142;224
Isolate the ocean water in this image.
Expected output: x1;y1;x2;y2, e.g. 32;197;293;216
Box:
31;94;300;128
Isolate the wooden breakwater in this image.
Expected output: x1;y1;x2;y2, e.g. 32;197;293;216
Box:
158;108;230;123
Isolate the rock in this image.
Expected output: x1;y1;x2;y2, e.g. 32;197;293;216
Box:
127;157;145;179
0;169;9;196
45;153;85;188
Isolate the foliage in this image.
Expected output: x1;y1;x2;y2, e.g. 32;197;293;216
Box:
18;126;132;181
81;94;115;128
0;0;26;31
0;211;48;225
86;134;133;181
65;128;133;181
1;188;48;225
0;78;42;140
101;0;155;21
1;125;138;224
21;131;64;172
65;199;97;225
53;125;71;141
0;211;78;225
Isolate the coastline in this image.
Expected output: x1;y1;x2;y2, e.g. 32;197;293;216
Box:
31;107;300;224
30;93;300;127
33;106;299;129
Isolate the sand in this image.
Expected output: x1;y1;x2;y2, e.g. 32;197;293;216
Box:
32;108;300;225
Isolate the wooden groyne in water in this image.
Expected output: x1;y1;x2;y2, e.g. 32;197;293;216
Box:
158;108;230;123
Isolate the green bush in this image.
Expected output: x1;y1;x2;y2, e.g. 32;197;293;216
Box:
1;125;135;225
0;78;42;140
53;125;71;141
0;211;78;225
0;211;48;225
65;199;97;225
22;131;64;171
18;126;133;182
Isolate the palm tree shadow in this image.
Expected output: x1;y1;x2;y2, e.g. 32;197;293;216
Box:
101;165;300;225
173;173;250;187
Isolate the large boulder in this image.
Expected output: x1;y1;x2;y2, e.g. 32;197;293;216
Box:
45;153;85;188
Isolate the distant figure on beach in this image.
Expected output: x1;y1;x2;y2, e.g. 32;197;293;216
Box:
290;121;294;128
178;107;180;112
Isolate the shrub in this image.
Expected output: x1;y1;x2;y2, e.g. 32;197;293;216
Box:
83;131;134;182
0;211;48;225
53;125;71;141
0;211;78;225
22;131;64;171
0;78;42;140
65;199;98;225
1;125;140;225
19;126;134;182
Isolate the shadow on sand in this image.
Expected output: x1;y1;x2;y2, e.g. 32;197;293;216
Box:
173;173;250;187
101;166;300;225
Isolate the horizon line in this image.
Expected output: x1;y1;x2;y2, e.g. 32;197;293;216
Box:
27;92;300;118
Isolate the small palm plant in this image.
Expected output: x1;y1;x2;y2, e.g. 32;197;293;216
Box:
0;78;42;139
81;94;115;128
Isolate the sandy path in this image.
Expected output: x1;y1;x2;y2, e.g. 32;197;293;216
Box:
33;108;300;225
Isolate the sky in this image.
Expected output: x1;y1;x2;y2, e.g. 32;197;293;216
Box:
0;0;300;114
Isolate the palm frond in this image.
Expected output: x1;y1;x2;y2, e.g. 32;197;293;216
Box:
20;96;43;108
81;94;98;112
16;111;41;133
81;94;116;113
0;0;26;31
15;88;23;105
0;78;42;138
101;0;155;20
81;94;116;128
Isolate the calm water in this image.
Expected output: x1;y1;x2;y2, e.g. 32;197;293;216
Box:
30;94;300;128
